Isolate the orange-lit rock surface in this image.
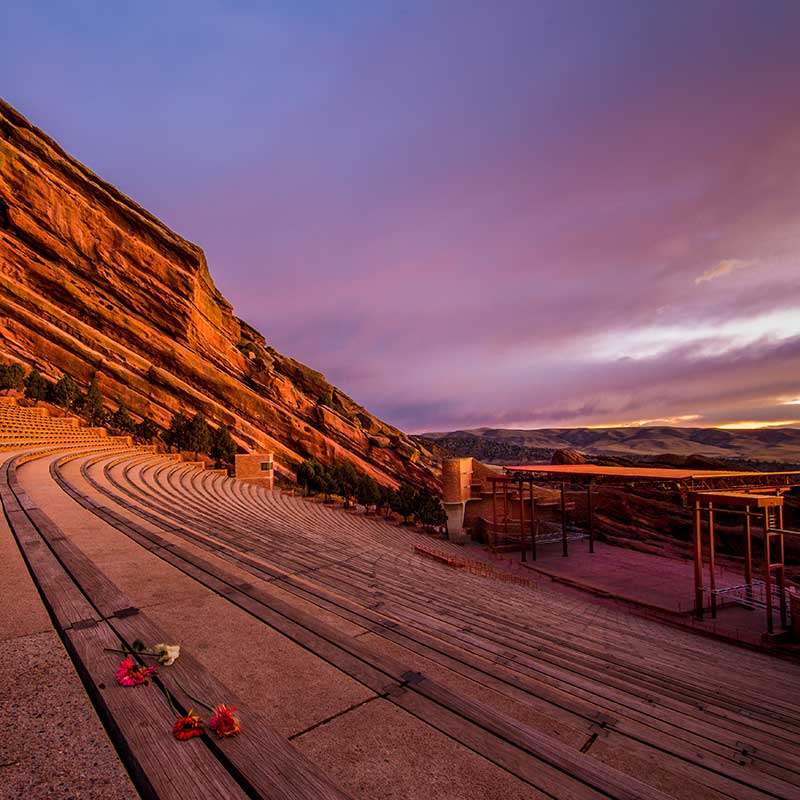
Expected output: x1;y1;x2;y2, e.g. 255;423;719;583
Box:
0;99;437;485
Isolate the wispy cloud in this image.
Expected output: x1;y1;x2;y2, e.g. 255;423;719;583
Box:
4;2;800;434
716;420;800;430
694;259;754;285
584;414;702;429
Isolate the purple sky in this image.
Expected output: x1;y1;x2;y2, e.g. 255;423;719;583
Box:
4;1;800;432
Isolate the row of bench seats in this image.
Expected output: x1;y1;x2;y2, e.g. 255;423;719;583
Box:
4;398;800;800
54;447;800;800
0;400;121;450
0;404;351;799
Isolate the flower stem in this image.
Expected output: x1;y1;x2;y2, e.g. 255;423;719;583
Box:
174;679;214;712
162;686;179;717
103;647;158;657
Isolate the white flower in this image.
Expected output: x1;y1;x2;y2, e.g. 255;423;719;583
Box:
153;643;180;666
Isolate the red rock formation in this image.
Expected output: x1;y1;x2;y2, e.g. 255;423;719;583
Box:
0;99;437;486
551;448;586;465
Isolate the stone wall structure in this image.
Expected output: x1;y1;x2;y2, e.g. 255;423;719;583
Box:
235;453;275;489
442;457;490;543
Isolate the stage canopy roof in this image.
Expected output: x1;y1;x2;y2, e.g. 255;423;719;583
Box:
500;464;800;493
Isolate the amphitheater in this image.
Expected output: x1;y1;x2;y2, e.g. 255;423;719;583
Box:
2;396;800;800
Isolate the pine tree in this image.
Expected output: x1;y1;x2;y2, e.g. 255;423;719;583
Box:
111;404;136;433
318;465;336;502
209;425;236;467
83;377;105;424
23;370;49;403
392;482;418;524
0;362;25;393
379;485;398;518
163;412;189;452
296;459;322;495
332;460;359;507
50;374;80;409
416;488;447;531
134;417;159;441
186;413;211;458
355;474;381;512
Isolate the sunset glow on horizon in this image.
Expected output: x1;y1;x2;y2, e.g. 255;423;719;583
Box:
4;1;799;433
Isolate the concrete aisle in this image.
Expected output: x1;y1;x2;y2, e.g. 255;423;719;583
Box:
0;455;138;800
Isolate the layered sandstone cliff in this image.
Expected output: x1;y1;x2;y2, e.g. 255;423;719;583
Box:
0;99;437;486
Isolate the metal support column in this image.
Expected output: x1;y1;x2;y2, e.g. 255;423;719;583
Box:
491;482;497;551
764;509;774;635
519;478;526;562
561;482;568;557
587;484;594;554
708;502;717;620
529;479;537;561
693;500;704;621
503;482;509;543
778;505;788;629
744;510;753;605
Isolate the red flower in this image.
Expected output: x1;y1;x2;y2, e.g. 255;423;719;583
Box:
173;710;204;741
115;655;157;687
208;704;242;737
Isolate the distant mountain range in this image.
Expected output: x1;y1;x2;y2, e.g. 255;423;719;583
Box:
420;426;800;469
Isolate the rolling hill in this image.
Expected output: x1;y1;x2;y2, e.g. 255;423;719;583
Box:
422;425;800;467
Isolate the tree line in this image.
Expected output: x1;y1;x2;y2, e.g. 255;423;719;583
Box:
2;363;445;515
295;458;446;529
162;411;236;467
1;363;156;436
0;362;236;467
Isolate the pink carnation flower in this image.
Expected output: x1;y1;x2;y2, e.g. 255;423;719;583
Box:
208;704;242;737
115;655;157;687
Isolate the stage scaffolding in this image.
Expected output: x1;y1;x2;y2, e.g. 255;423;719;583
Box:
489;464;800;635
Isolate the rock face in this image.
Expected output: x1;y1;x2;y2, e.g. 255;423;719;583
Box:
0;99;437;486
550;449;586;465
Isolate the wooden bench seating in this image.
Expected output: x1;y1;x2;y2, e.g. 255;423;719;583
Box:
4;396;800;800
1;449;351;800
52;450;800;799
49;452;682;800
131;462;796;768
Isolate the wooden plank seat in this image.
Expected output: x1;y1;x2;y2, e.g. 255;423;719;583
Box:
2;450;351;800
117;456;800;712
101;460;800;784
139;472;800;792
79;450;800;792
53;450;794;797
47;453;689;800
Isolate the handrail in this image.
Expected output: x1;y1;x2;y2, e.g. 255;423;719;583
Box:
767;527;800;537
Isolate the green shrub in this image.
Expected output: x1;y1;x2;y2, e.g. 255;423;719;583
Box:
210;426;237;467
23;370;49;403
49;374;80;409
0;362;25;393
